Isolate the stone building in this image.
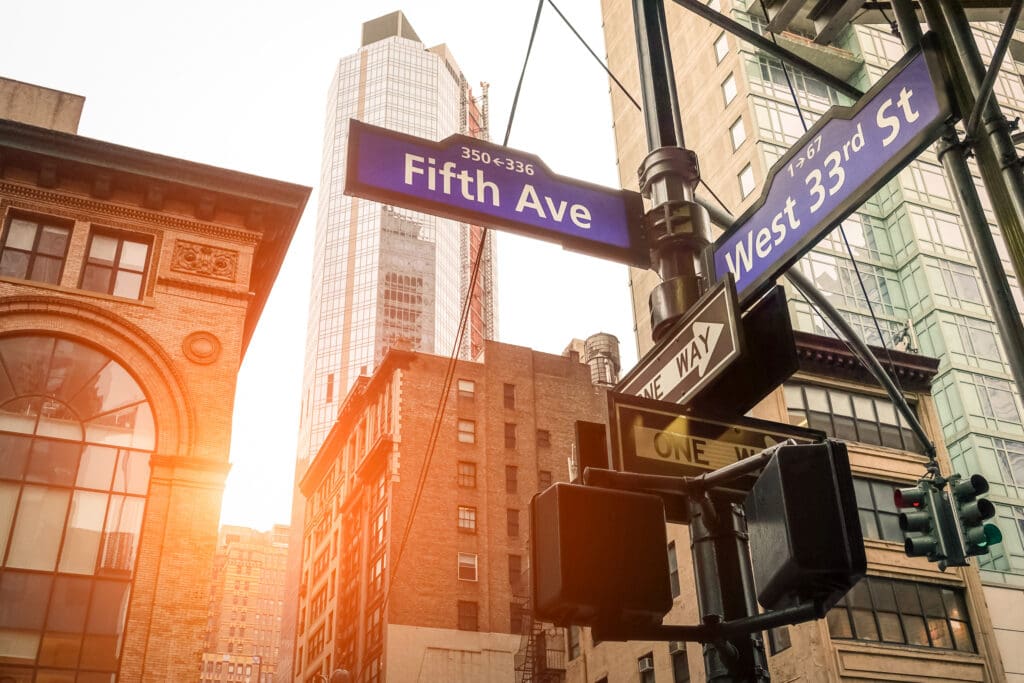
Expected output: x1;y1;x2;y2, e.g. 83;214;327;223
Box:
0;78;308;681
291;340;608;682
201;525;290;683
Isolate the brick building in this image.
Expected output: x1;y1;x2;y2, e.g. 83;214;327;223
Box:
0;79;308;681
291;340;609;682
201;525;290;683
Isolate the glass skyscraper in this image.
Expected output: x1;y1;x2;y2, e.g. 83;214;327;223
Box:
281;14;495;680
296;11;496;468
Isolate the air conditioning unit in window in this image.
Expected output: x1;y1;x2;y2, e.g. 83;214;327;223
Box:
638;655;654;673
668;641;685;655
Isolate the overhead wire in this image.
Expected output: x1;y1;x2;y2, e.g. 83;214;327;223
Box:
388;0;545;588
755;0;910;404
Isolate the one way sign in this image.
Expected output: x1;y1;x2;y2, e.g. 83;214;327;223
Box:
616;275;743;405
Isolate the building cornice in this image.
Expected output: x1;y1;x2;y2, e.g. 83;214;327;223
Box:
794;331;939;393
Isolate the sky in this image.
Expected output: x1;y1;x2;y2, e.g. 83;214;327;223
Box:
1;0;645;531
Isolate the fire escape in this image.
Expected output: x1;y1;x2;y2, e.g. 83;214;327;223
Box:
512;567;567;683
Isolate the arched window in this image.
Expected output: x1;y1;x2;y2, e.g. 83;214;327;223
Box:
0;335;154;680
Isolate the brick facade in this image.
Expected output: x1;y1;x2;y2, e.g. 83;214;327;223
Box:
293;341;607;682
0;99;307;682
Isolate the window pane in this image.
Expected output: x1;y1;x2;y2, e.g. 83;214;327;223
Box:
77;445;117;490
29;255;63;284
37;226;69;257
851;608;879;640
86;403;155;450
50;339;110;404
118;241;148;271
112;271;142;299
0;434;31;479
3;336;55;395
6;219;37;250
88;235;118;266
0;630;40;664
0;482;18;553
76;361;146;417
38;632;82;668
877;612;904;643
79;634;119;671
36;402;83;441
81;264;112;293
942;589;969;621
0;571;52;629
46;576;92;632
25;438;80;486
6;485;70;570
950;620;974;652
826;609;852;638
113;450;150;495
99;495;144;574
902;614;930;646
59;491;108;574
86;581;130;635
927;617;953;648
0;250;29;279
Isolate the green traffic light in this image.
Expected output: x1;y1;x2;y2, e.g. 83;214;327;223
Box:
983;523;1002;547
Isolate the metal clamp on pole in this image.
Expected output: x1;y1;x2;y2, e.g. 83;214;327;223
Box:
639;147;713;339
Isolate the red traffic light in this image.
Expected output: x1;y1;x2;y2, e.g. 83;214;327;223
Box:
894;487;924;508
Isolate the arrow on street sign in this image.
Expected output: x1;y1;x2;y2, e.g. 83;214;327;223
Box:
344;120;649;267
710;34;954;308
607;391;825;479
616;275;742;405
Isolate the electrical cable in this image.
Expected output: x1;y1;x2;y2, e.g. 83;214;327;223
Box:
546;0;644;112
388;0;545;591
756;0;909;402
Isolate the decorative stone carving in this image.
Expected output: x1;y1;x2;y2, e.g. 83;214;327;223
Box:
171;240;238;281
182;331;221;365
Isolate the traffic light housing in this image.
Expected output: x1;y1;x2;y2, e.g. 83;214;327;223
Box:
950;473;1002;557
744;440;866;612
894;480;948;560
530;483;673;628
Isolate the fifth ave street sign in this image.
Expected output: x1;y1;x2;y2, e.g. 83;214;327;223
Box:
344;120;649;267
711;35;954;307
616;275;742;405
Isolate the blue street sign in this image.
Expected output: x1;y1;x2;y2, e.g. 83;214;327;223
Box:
711;36;954;307
345;120;649;267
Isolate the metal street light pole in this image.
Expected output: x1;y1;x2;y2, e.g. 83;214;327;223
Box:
631;1;767;680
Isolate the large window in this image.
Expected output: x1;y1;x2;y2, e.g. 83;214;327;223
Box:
785;383;922;453
457;601;478;631
0;214;71;285
827;576;975;652
0;335;153;681
457;506;477;533
80;231;150;299
853;477;903;542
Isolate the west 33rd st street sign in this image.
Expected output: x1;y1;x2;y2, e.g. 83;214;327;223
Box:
712;36;954;307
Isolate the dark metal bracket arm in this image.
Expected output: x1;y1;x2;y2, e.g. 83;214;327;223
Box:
669;0;864;101
592;601;822;643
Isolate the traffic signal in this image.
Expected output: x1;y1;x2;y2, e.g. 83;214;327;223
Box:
744;440;866;612
894;480;945;560
530;483;673;628
949;473;1002;557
